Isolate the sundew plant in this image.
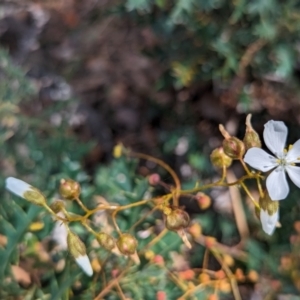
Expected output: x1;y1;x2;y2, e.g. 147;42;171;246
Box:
4;114;300;299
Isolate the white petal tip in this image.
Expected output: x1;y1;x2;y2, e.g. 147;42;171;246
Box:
5;177;32;198
75;255;93;276
260;209;279;236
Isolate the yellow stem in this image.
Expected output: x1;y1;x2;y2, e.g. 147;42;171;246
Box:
43;204;68;222
112;210;122;235
140;228;168;252
75;197;89;213
212;250;242;300
239;158;252;176
129;151;181;206
240;182;260;208
256;177;264;198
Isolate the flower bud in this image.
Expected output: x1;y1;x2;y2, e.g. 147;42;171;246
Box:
235;268;245;282
165;208;190;231
116;233;137;255
67;230;93;276
219;125;245;159
243;114;261;150
218;279;231;293
247;270;259;283
210;147;232;168
259;191;279;235
5;177;47;206
148;173;161;186
59;179;80;200
50;200;65;213
96;232;115;251
198;273;210;283
223;137;245;159
188;222;202;238
223;254;234;267
196;192;211;210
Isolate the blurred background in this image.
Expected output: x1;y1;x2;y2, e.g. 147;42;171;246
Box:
1;0;300;299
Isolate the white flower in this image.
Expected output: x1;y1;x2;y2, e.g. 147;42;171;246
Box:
244;120;300;200
75;255;93;277
260;208;279;235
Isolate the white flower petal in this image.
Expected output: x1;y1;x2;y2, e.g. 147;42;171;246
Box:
260;208;279;235
286;165;300;189
5;177;32;198
244;148;277;172
266;168;289;200
286;139;300;162
75;255;93;276
263;120;287;157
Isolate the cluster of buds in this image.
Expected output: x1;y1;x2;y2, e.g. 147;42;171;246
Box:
216;114;261;164
5;176;142;276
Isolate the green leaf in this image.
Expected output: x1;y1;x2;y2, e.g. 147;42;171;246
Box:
0;199;41;278
126;0;151;12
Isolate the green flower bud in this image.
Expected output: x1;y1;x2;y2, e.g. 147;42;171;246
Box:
219;124;245;159
223;137;245;159
165;208;190;231
210;147;232;168
50;200;65;213
243;114;261;150
59;179;81;200
67;230;93;276
259;191;279;235
5;177;46;206
116;233;137;255
96;232;115;251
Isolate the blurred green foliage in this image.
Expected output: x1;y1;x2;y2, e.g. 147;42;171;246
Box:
124;0;300;87
0;48;92;299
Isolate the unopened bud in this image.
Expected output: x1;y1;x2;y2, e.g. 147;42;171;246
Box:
67;230;93;276
218;279;231;293
243;114;261;150
259;192;279;215
188;222;202;238
196;192;212;210
156;291;167;300
259;191;279;235
116;233;137;255
59;179;80;200
205;236;216;249
5;177;47;206
210;147;232;168
96;232;115;251
198;273;210;283
207;294;219;300
235;268;245;282
223;254;234;267
219;125;245;159
165;208;190;231
153;255;164;265
50;200;65;213
148;173;161;186
247;270;259;282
